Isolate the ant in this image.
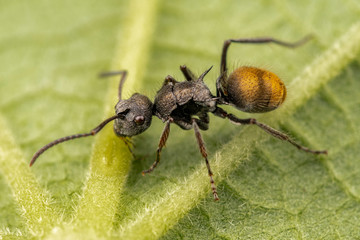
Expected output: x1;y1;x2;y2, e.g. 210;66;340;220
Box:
30;35;327;201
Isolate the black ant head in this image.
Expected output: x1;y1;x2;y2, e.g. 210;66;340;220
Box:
29;72;154;167
114;93;153;137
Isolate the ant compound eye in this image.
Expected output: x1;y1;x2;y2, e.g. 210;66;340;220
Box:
134;115;145;125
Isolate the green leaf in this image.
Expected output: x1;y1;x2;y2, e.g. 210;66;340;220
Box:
1;0;360;239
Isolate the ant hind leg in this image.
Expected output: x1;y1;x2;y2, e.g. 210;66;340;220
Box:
220;35;312;74
180;65;197;81
213;107;327;155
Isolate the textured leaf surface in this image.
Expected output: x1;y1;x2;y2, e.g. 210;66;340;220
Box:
1;0;360;239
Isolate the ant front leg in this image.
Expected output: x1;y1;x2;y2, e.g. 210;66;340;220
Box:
213;107;327;155
122;137;135;157
192;119;219;201
142;118;172;175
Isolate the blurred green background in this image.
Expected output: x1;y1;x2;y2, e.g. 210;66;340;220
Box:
1;0;360;239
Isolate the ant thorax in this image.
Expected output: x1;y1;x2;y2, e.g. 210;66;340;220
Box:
153;72;216;130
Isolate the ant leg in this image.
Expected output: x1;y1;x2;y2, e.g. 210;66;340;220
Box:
217;35;313;98
216;71;227;99
180;65;197;81
192;119;219;201
220;35;312;74
122;137;135;157
213;107;327;155
99;71;128;100
142;118;172;175
173;113;209;131
196;112;209;130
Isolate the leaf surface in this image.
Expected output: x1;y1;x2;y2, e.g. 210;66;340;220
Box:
0;0;360;239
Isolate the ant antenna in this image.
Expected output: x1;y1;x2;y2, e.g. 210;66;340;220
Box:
31;71;129;167
99;71;128;100
30;114;122;167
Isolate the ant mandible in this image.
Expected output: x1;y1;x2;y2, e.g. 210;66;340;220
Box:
30;35;327;201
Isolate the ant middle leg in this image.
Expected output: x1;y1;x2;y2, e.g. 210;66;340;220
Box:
213;107;327;155
192;119;219;201
142;118;172;175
